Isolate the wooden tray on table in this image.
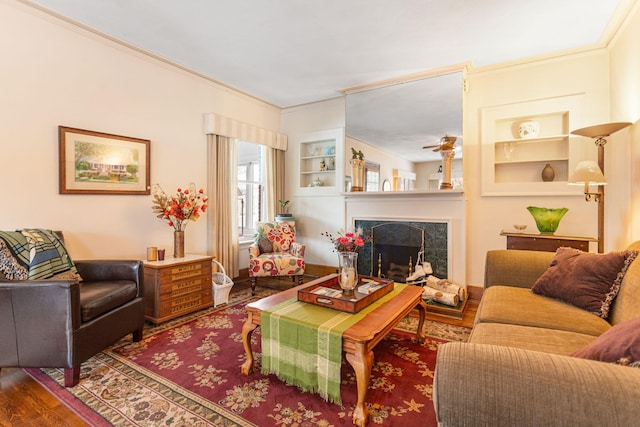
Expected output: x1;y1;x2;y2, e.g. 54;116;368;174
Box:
297;274;394;313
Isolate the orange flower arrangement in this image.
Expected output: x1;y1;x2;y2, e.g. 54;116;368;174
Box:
151;183;208;231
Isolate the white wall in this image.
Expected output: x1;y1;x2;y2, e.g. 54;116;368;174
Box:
281;98;346;267
0;1;281;259
464;51;611;286
609;1;640;247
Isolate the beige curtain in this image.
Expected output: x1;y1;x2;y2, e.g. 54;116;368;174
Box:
264;146;285;221
207;135;239;278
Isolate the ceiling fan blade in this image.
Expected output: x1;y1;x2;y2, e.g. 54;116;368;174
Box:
422;145;439;149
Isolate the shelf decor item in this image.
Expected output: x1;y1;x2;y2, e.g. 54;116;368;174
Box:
151;183;208;258
350;147;365;192
527;206;568;234
518;120;540;139
541;163;555;182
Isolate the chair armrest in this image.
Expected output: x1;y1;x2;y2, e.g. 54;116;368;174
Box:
484;249;554;289
290;242;305;258
75;260;144;297
248;244;260;258
0;280;81;363
434;342;640;427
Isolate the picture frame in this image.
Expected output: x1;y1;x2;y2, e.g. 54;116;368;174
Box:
59;126;151;195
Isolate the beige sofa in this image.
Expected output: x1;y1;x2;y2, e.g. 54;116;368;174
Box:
434;241;640;427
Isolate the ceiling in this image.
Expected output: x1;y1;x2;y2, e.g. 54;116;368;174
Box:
27;0;625;161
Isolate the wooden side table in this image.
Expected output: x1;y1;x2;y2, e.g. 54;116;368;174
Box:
500;231;597;252
143;254;213;324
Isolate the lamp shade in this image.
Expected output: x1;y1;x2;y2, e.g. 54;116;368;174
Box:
571;122;632;138
568;160;607;185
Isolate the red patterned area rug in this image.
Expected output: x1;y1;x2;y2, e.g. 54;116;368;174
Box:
26;292;469;426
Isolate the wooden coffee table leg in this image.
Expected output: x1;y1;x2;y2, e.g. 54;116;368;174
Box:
413;300;427;344
240;312;258;375
345;341;373;426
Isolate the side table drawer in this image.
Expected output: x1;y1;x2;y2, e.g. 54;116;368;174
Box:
160;260;210;281
158;290;213;318
158;276;207;299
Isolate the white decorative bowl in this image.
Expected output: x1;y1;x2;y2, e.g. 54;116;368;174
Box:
518;120;540;139
513;224;527;233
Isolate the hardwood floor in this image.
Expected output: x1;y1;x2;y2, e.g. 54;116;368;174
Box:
0;276;479;426
0;367;88;427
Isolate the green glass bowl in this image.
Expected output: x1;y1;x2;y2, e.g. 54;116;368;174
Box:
527;206;568;234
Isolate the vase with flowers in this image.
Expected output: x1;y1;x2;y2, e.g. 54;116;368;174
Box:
151;183;208;258
322;228;368;295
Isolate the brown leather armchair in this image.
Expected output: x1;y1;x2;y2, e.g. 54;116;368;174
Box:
0;259;145;386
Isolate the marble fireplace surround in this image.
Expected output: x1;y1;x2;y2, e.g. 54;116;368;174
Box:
354;219;450;282
344;190;465;285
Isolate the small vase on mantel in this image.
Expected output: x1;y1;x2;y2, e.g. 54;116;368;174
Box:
338;251;358;296
174;230;185;258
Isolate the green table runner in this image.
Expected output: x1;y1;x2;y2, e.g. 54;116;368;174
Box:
261;283;406;404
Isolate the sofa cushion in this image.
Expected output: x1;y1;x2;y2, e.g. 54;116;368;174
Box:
571;317;640;366
531;247;637;319
475;286;611;336
257;237;273;254
469;322;600;356
79;280;138;322
20;229;82;281
248;253;305;278
0;229;82;281
256;222;295;252
0;232;29;280
609;240;640;325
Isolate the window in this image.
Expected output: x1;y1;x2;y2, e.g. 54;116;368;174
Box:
237;141;265;239
364;161;380;192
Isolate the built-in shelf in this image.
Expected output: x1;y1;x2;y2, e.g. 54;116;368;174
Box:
300;170;335;175
481;95;586;196
294;128;344;195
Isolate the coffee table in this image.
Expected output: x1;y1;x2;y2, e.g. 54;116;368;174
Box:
240;275;427;426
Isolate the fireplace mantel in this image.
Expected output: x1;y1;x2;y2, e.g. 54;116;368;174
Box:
342;189;464;200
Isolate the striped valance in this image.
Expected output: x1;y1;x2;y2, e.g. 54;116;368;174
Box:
203;113;287;151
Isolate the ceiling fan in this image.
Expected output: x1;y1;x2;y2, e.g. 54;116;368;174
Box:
422;135;458;152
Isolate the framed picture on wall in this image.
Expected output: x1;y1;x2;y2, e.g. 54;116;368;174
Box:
59;126;151;195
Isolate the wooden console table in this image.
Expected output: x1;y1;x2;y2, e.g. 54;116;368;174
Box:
143;254;213;324
500;231;597;252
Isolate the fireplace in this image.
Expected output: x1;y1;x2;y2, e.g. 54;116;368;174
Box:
354;219;449;282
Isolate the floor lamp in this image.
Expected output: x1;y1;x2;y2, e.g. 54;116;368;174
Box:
569;122;631;253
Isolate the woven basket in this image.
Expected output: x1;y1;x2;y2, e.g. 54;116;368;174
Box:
212;259;234;307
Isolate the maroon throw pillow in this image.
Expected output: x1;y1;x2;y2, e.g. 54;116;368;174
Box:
531;247;637;318
257;237;273;254
572;317;640;366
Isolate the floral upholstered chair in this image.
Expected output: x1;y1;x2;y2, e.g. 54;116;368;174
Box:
248;221;305;295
